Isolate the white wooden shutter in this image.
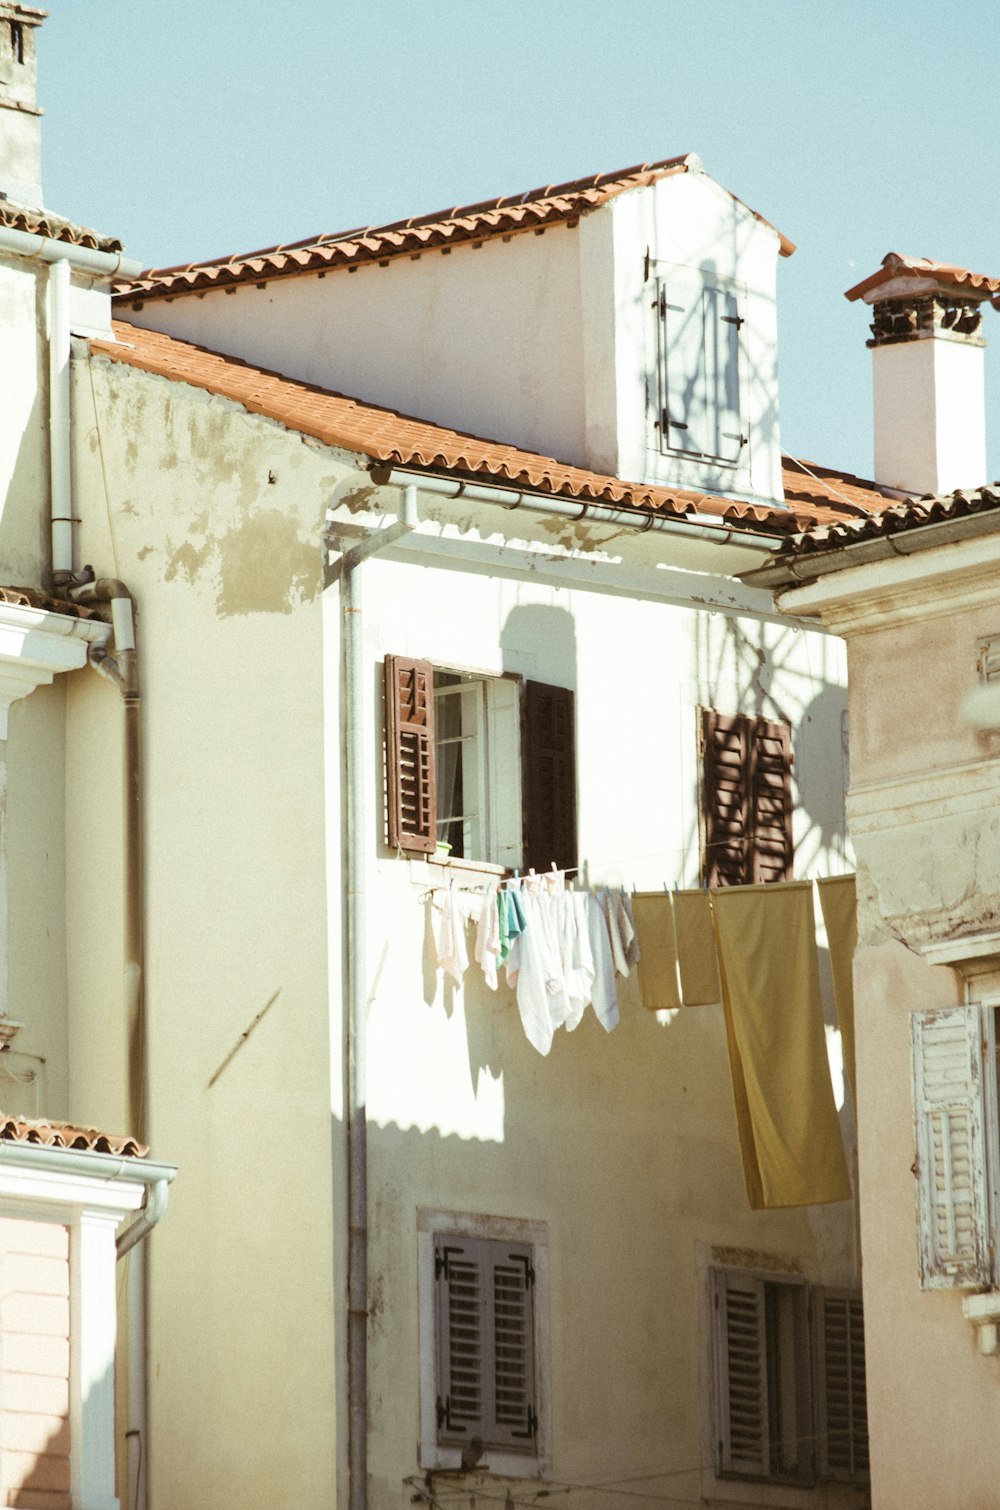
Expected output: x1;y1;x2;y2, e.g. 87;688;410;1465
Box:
434;1235;537;1453
813;1289;869;1483
435;1236;486;1444
488;1243;537;1450
711;1269;769;1478
658;276;744;464
911;1007;991;1288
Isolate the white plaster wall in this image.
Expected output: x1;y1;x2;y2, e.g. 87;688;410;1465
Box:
834;593;1000;1507
122;168;785;502
67;356;343;1510
121;225;590;470
354;550;855;1509
873;338;987;495
58;352;852;1510
608;171;784;500
0;253;48;582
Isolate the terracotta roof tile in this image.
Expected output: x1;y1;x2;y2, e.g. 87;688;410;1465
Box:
116;155;794;303
0;584;100;619
779;483;1000;556
90;321;888;534
845;252;1000;303
0;200;123;254
0;1113;147;1158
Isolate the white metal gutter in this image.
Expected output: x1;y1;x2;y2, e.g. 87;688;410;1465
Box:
0;224;142;279
372;465;783;553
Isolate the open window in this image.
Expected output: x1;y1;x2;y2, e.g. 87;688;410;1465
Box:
711;1267;868;1488
384;656;576;872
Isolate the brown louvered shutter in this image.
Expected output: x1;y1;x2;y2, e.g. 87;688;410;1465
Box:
522;682;577;873
813;1290;869;1483
749;717;793;884
385;655;436;853
701;710;793;886
701;710;751;887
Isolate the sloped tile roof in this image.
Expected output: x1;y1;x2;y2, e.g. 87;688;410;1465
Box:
845;252;1000;303
0;1113;147;1158
0;584;100;619
779;483;1000;556
0;200;123;253
116;155;795;303
89;321;888;534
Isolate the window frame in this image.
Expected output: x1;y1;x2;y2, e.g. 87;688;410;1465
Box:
384;654;577;874
417;1210;551;1480
653;263;749;468
432;669;522;868
911;997;1000;1290
708;1263;869;1495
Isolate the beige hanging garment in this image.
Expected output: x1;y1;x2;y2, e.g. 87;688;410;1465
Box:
817;874;858;1110
632;893;681;1012
673;890;722;1005
713;880;851;1210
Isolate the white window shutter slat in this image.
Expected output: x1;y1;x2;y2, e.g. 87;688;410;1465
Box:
489;1244;537;1449
712;1269;769;1478
912;1007;991;1288
710;286;744;463
435;1236;487;1442
813;1289;869;1483
659;277;713;457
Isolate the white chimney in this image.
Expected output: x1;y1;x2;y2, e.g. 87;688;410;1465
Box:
0;3;43;208
845;253;998;496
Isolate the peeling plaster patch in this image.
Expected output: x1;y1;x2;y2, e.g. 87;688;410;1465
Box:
136;546;153;561
165;538;213;586
215;508;320;617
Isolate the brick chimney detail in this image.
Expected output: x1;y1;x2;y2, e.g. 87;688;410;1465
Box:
845;253;1000;497
0;4;44;208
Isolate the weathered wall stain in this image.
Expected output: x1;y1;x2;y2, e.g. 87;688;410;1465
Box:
216;507;320;617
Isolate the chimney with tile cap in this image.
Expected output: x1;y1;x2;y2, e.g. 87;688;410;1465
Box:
0;2;43;208
845;252;1000;496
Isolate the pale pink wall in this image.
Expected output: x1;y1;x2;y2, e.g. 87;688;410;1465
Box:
0;1219;71;1510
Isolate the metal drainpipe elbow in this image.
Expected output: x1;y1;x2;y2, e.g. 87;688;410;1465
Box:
116;1176;172;1260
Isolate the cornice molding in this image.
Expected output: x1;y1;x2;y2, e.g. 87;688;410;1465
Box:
776;531;1000;636
0;601;109;735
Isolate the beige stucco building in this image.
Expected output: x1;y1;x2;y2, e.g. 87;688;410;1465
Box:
753;254;1000;1510
0;11;882;1510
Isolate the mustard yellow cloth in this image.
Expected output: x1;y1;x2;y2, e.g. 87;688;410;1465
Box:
817;874;858;1109
713;880;851;1209
632;893;681;1012
673;890;722;1006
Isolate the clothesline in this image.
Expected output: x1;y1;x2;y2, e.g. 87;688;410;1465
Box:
430;872;639;1056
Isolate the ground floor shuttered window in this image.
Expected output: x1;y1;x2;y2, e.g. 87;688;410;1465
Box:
711;1267;868;1488
434;1233;538;1456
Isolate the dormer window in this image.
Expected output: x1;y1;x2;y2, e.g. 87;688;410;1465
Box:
655;268;747;466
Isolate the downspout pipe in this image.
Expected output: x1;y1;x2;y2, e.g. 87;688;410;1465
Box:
48;258;74;585
333;477;418;1510
68;575;148;1510
369;465;780;553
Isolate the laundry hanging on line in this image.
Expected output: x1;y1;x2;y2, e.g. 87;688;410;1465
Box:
429;871;635;1056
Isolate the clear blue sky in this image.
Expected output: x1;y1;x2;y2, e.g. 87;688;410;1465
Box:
38;0;1000;481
